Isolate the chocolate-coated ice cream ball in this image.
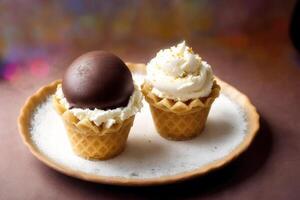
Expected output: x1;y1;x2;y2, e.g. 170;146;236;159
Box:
62;51;134;110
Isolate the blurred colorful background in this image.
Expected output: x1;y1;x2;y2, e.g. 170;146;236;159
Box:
0;0;297;84
1;1;300;199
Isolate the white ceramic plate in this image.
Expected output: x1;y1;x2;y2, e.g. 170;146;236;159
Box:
18;63;259;186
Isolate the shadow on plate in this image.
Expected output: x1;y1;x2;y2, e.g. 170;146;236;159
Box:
35;116;272;199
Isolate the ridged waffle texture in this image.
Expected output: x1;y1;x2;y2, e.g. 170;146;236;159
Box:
53;96;135;160
142;81;220;140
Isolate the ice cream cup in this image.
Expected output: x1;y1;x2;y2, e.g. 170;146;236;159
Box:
52;51;143;160
53;89;136;160
143;41;220;140
142;81;220;140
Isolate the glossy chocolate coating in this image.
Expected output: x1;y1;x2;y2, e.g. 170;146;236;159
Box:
62;51;134;110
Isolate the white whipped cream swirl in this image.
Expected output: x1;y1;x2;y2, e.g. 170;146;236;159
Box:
55;84;143;128
146;41;214;101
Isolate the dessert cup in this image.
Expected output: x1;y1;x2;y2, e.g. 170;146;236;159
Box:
142;81;220;140
50;51;142;160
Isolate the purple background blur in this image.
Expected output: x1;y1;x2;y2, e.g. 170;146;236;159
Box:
0;0;296;84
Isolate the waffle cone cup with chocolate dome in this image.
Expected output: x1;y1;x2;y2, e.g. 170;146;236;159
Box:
53;95;135;160
141;81;220;141
51;51;140;160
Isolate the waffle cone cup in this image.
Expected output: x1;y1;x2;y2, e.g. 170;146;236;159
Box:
142;81;220;140
53;95;135;160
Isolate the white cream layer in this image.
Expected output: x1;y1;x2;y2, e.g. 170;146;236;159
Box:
146;41;214;101
55;84;143;128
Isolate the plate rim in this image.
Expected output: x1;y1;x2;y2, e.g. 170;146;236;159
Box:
18;63;260;186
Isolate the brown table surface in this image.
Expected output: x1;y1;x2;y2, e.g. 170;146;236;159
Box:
1;27;300;199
